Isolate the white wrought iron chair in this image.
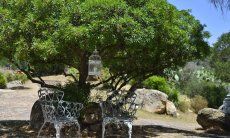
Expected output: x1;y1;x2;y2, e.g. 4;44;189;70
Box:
37;88;83;138
100;90;139;138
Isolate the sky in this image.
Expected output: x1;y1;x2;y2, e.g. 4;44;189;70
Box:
168;0;230;45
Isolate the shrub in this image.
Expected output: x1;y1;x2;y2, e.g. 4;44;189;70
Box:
178;95;191;112
143;76;171;94
202;82;228;109
183;78;228;109
5;72;14;82
191;95;208;113
143;76;178;103
168;89;179;104
4;72;28;84
0;72;7;89
14;73;28;84
62;82;90;106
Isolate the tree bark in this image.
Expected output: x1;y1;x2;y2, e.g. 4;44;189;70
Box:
78;52;88;86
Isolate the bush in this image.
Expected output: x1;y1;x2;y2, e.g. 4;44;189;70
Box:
191;95;208;113
183;78;228;109
143;76;178;103
143;76;171;94
4;72;28;84
178;95;191;112
62;82;90;106
202;82;228;109
0;72;7;89
14;73;28;84
5;72;14;82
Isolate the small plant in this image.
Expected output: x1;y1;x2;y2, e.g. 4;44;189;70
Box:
4;72;28;84
191;95;208;113
178;95;191;112
0;72;7;89
14;73;28;84
4;72;14;82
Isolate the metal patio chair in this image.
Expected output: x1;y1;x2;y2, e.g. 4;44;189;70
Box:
37;88;83;138
100;90;139;138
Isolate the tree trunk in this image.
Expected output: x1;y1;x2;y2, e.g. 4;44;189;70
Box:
78;52;88;86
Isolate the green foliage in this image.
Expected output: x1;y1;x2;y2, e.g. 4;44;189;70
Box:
191;95;208;114
143;76;170;93
0;72;7;89
143;76;178;102
4;72;28;84
0;0;210;87
183;78;227;109
0;58;8;67
66;67;79;79
211;32;230;82
165;64;228;109
202;82;228;108
169;89;179;104
62;82;90;105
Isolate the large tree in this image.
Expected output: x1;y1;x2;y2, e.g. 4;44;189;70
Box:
211;32;230;82
0;0;210;101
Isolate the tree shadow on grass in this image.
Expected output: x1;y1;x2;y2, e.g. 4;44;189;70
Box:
0;120;229;138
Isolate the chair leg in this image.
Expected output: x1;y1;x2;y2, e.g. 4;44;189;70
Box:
54;123;62;138
37;121;46;137
102;121;106;138
124;121;132;138
74;121;81;137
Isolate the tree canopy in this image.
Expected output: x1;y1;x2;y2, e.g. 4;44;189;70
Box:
0;0;210;97
211;32;230;82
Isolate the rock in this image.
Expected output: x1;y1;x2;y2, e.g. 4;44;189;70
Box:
30;100;44;130
197;108;230;131
81;102;102;125
219;105;224;110
7;80;24;90
166;100;177;117
135;89;168;114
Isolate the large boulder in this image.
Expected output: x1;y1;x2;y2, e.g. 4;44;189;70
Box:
135;89;168;114
197;108;230;131
30;100;44;130
81;102;102;125
166;100;177;117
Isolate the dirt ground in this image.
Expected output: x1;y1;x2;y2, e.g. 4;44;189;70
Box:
0;75;229;137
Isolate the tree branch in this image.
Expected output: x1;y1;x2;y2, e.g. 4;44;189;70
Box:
63;71;78;82
14;62;60;89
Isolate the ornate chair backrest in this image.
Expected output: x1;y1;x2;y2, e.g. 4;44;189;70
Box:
56;101;84;119
38;88;64;122
100;90;139;119
38;87;64;102
39;100;57;122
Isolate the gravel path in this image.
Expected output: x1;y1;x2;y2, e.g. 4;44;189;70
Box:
0;81;39;120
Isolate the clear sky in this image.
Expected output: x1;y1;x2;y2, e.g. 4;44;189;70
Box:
168;0;230;45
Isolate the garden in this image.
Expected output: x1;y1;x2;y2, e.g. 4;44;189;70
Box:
0;0;229;137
